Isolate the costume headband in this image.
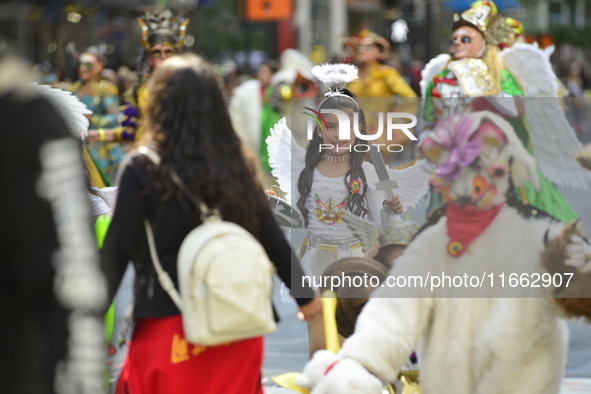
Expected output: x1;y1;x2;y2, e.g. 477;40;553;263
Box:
138;9;190;51
311;64;360;109
67;42;108;65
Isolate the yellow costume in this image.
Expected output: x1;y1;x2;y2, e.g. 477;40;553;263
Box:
348;62;416;99
349;62;417;147
111;81;149;143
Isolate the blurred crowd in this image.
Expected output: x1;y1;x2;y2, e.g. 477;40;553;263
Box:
29;30;426;188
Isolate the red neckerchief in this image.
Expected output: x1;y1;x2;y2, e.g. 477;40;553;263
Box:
446;203;504;257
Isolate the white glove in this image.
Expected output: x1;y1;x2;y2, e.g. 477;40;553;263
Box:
297;350;384;394
565;234;591;273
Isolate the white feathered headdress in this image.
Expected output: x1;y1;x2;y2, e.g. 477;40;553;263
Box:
311;63;359;108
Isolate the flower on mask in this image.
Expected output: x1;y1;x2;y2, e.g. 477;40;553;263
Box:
434;115;483;182
429;173;445;193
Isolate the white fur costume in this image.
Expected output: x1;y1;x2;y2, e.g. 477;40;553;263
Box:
297;111;591;394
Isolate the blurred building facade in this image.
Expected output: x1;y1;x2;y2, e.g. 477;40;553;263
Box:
1;0;589;79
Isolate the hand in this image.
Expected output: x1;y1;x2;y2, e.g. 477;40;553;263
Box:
364;241;380;259
565;234;591;273
297;298;322;321
85;129;115;144
383;195;403;214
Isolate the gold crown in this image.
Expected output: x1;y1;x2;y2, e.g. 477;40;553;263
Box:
137;9;189;50
453;1;498;34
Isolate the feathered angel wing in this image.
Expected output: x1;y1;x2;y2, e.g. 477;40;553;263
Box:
266;117;306;203
342;210;380;253
499;43;557;97
500;43;591;190
576;143;591;171
388;160;434;210
33;83;91;140
420;54;450;98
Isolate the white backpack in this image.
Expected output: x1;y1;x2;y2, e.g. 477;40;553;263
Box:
140;147;277;345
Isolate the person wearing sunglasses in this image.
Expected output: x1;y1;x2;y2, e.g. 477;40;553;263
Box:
67;43;122;187
345;30;417;164
421;0;579;222
85;9;189;146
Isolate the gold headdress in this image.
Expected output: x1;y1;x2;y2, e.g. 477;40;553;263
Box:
453;1;522;47
453;1;498;35
137;9;190;51
485;15;523;47
343;30;391;60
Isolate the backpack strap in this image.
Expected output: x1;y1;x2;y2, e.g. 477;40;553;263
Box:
127;145;183;310
169;171;221;221
144;218;182;310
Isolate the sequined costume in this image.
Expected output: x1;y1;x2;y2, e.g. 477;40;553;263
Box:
69;79;123;178
112;79;149;142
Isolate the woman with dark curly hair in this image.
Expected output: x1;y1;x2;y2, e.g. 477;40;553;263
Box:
100;53;321;394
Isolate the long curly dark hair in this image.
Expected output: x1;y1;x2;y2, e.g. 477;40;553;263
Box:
144;54;268;239
297;89;369;227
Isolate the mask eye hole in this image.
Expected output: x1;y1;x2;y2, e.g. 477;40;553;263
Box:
472;175;487;198
461;36;471;44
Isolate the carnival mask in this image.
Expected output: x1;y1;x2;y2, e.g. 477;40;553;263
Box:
420;111;539;210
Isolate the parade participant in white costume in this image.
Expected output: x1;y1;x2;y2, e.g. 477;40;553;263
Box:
296;110;591;394
230;49;318;174
267;63;432;356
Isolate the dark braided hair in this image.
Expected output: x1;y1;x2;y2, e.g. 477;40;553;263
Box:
297;88;369;227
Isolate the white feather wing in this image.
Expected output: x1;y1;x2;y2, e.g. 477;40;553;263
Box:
33;83;91;140
420;54;450;98
266;117;306;203
499;43;557;96
500;44;591;190
388;160;434;210
342;210;380;253
520;98;591;190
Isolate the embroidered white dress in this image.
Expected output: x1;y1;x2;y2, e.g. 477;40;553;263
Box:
293;162;386;277
266;117;433;277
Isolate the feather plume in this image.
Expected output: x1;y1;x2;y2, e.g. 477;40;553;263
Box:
33;83;91;140
266;117;306;204
500;43;591;190
342;210;380;253
311;64;358;90
388;160;434;210
420;54;450;98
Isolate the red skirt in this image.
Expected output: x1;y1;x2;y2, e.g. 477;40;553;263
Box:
115;315;264;394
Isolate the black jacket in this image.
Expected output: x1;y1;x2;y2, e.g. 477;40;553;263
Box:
101;155;314;320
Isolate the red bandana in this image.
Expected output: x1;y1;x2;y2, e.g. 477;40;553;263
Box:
446;203;504;257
